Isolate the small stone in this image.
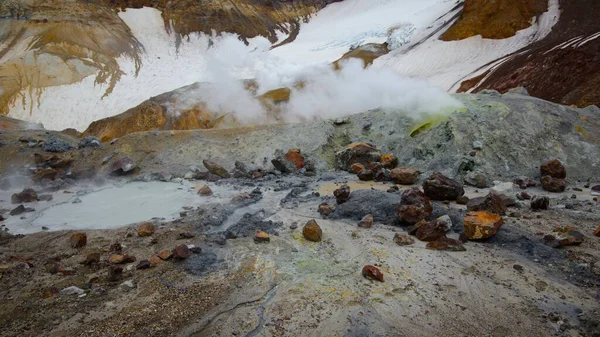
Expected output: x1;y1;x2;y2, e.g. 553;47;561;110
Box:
137;222;155;237
393;233;415;246
456;195;469;205
333;185;351;204
302;219;322;242
173;244;191;259
464;171;489;188
11;188;38;204
335;142;381;171
184;171;194;179
177;231;195;239
357;214;374;228
80;252;100;265
290;223;298;230
198;185;213;196
203;159;230;178
318;202;336;216
390;167;419;185
136;260;151;270
518;191;532;200
9;205;26;216
426;237;466;251
380;154;398;169
541;176;566;193
120;280;136;292
254;231;270;243
59;286;84;296
350;163;366;174
531;196;549;210
415;220;447;242
540;159;566;179
423;172;465;201
284;148;305;169
591;185;600;196
44;260;61;274
466;191;506;215
463;211;504;240
397;187;433;225
362;265;384;282
437;215;453;231
110;156;137;174
158;249;173;260
374;168;391;182
108;254;135;264
514;177;537;189
107;265;123;282
593;226;600;237
543;226;584;248
357;169;375;181
472;141;483;150
148;256;162;266
513;264;524;272
69;232;87;248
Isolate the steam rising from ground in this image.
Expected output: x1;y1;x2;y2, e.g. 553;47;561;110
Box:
170;34;462;125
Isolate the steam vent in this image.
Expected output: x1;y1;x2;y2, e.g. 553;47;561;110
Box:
1;1;600;336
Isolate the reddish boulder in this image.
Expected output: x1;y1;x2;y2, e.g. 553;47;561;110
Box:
284;148;305;169
397;188;433;225
137;222;155;237
11;188;38;204
541;175;566;192
302;219;322;242
463;211;504;240
423;172;465;201
335;142;381;171
357;170;375;181
69;232;87;248
333;185;351;204
466;191;506;215
390;167;419;185
198;185;213;196
350;163;366;174
357;214;374;228
362;265;384;282
540;159;566;179
415;220;447;242
380;154;399;169
318;202;336;216
173;244;192;259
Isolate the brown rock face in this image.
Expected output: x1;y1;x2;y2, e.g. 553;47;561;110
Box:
393;233;415;246
333;185;351;204
69;232;87;248
203;160;230;178
362;265;384;282
463;211;504;240
137;222;155;237
333;43;390;69
173;244;192;259
335;142;381;171
541;176;566;193
466;191;506;215
397;188;433;225
11;188;38;204
390;167;419;185
423;172;465;201
357;214;374;229
441;0;548;41
302;219;322;242
540;159;567;179
415;220;447;242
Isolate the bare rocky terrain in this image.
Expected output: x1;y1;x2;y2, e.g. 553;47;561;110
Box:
1;91;599;337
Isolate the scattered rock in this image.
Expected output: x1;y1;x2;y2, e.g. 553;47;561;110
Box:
426;237;466;251
158;249;173;260
202;159;230;178
231;161;250;178
318;202;336;216
464;171;489;188
284;148;305;169
518;191;532;200
592;185;600;196
466;191;506;215
81;252;100;265
59;286;84;296
271;149;298;173
177;231;195;239
387;185;400;193
543;226;584;248
514;177;537;189
397;187;433;225
390;167;419;185
380;154;398;169
108;254;135;264
393;233;415;246
335;142;381;171
541;175;566;192
78;136;101;148
540;159;566;179
593;226;600;237
357;214;374;228
415;220;447;242
302;219;322;242
137;222;155;237
254;231;270;243
173;244;192;259
333;184;351;204
463;211;504;240
148;256;162;266
423;172;465;201
9;205;26;216
472;140;483;150
42;135;73;153
11;188;38;204
531;196;550;210
357;169;375;181
44;259;61;274
110;156;137;174
187;244;201;254
69;232;87;248
437;215;453;231
120;280;136;292
362;265;384;282
367;162;382;172
32;168;59;182
198;185;213;196
107;265;123;282
456;195;469;205
350;163;366;174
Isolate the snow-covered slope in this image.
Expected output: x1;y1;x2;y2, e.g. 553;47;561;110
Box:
3;0;560;131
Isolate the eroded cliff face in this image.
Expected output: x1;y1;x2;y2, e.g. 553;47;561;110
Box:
441;0;548;41
0;0;340;119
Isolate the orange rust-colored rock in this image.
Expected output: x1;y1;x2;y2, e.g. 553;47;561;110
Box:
69;232;87;249
136;222;155;237
463;211;504;240
148;256;163;266
441;0;548;41
350;163;366;174
285;148;305;169
302;219;323;242
380;154;398;169
158;249;173;261
254;231;271;243
362;265;384;282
